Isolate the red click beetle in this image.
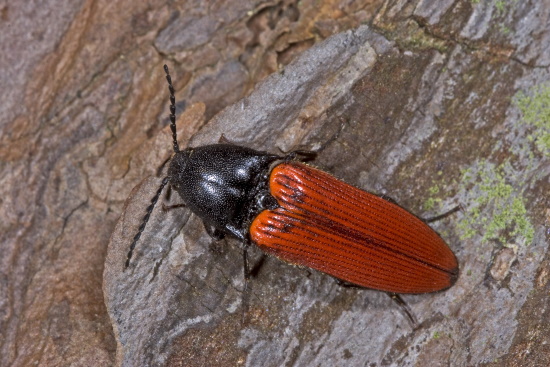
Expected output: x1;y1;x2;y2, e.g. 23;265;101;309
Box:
125;65;458;295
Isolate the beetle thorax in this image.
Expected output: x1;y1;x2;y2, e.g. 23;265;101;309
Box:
166;144;279;237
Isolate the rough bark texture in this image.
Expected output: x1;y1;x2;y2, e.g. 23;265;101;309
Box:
1;1;549;366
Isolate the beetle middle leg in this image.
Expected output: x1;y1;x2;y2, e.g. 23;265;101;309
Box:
161;185;187;211
334;277;419;329
285;150;317;162
380;194;461;225
241;239;252;324
425;205;462;223
239;238;268;324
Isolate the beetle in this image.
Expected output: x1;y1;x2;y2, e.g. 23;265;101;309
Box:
125;65;458;296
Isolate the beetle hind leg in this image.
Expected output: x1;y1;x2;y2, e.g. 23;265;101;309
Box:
387;293;418;329
333;277;419;329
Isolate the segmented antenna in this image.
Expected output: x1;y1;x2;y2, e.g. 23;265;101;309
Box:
125;177;170;269
164;64;180;153
125;65;179;269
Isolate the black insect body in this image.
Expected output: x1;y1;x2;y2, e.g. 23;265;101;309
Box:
167;144;280;241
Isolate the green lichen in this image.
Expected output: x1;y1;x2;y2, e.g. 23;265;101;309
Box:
456;160;534;246
494;0;519;16
429;185;440;195
499;24;511;35
422;77;542;250
424;185;442;210
495;0;506;15
515;84;550;156
404;26;448;53
424;198;435;211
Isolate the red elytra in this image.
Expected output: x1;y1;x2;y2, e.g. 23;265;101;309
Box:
250;162;458;294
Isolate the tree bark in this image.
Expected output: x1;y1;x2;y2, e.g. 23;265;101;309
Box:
1;1;549;366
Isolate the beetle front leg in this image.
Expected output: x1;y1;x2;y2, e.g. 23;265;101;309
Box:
285;150;317;162
205;225;225;241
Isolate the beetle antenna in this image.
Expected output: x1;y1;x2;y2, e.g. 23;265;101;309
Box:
125;176;170;269
164;64;180;153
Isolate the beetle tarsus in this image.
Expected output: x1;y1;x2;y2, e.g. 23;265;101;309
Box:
388;293;418;329
425;205;462;223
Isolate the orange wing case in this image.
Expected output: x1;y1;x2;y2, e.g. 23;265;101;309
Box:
249;162;458;294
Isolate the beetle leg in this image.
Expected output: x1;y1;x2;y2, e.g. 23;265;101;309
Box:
205;225;225;241
334;277;419;329
225;224;246;241
379;194;398;205
243;240;251;282
381;194;461;225
334;278;362;288
241;239;252;324
425;205;462;223
218;134;232;144
160;185;187;211
161;202;186;211
165;181;172;200
284;150;318;162
387;293;418;329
